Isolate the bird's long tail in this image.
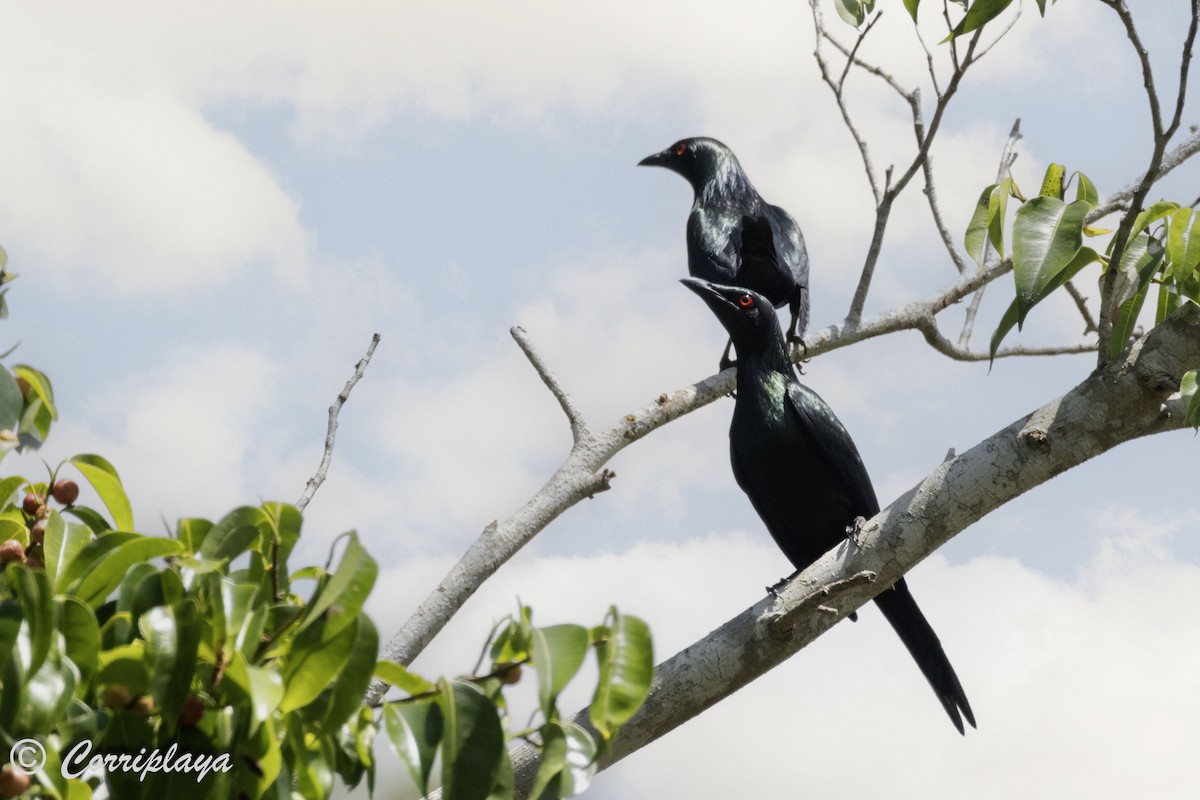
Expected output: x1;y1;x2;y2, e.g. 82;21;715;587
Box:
873;578;975;734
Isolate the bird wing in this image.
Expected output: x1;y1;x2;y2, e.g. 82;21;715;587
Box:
784;381;879;517
765;204;810;285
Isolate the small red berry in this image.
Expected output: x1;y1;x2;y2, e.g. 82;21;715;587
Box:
133;695;154;718
0;540;23;565
104;685;132;710
21;494;42;516
0;764;31;797
52;479;80;506
179;696;204;728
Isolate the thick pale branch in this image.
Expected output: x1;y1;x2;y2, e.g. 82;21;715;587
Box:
295;333;381;512
507;303;1200;796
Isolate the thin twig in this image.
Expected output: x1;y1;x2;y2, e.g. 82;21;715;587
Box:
1064;280;1099;333
296;333;381;512
512;325;590;444
837;12;884;93
1093;0;1198;365
917;315;1095;361
923;153;969;275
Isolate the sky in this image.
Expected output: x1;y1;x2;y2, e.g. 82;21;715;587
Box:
1;1;1198;798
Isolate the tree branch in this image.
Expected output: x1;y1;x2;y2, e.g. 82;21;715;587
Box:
295;333;381;512
511;325;590;444
507;302;1200;796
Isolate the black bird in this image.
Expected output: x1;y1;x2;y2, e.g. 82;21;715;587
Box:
682;277;976;735
640;137;810;367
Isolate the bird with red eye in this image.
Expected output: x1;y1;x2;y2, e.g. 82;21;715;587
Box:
738;294;754;308
639;136;810;369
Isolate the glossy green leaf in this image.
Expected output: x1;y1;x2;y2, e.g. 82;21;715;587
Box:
0;601;20;666
297;531;377;643
20;652;79;732
947;0;1015;40
590;609;653;740
280;617;356;712
903;0;920;20
323;614;379;733
964;179;1012;267
439;679;505;800
1012;197;1092;327
989;246;1101;361
176;517;213;554
44;512;91;590
17;395;53;450
0;366;22;431
1038;163;1066;199
57;597;100;687
1179;370;1200;427
0;474;27;507
70;535;183;608
375;661;436;696
1132;200;1180;238
69;454;132;531
95;641;150;694
1108;237;1165;359
834;0;866;26
528;719;598;800
13;364;56;419
63;504;113;535
140;600;202;729
1167;207;1200;282
261;502;302;588
384;698;443;794
531;624;589;719
1072;171;1098;206
7;561;55;675
198;506;268;562
242;658;284;733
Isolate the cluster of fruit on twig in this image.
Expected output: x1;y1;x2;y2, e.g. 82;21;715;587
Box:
0;478;81;569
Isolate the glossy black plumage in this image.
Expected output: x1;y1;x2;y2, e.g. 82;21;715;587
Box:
682;277;976;735
640;137;810;352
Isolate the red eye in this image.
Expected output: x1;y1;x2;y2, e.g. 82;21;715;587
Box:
675;143;687;156
738;294;754;307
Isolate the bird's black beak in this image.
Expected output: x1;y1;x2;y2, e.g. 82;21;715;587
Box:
638;148;672;168
681;278;740;331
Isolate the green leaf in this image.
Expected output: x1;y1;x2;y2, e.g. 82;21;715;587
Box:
0;367;22;432
13;365;55;420
1179;370;1200;428
20;652;79;732
384;698;443;794
374;661;436;696
63;504;113;535
531;624;589;719
1038;163;1066;200
590;609;654;740
280;616;357;712
439;679;505;800
1167;207;1200;282
1156;279;1181;324
58;597;100;687
95;640;150;694
1012;197;1093;327
322;613;379;733
528;720;599;800
0;602;21;667
0;474;27;508
963;179;1012;267
69;454;133;531
903;0;920;21
139;599;202;730
1132;200;1180;238
7;561;55;675
198;506;269;562
261;502;302;589
989;246;1101;361
44;512;92;590
1108;237;1165;359
176;517;213;555
1071;171;1098;206
297;531;377;643
947;0;1015;40
69;535;183;608
834;0;866;26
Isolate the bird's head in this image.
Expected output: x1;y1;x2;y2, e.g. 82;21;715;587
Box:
681;278;785;361
638;137;742;195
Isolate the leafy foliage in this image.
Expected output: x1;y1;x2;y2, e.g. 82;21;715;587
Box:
0;270;655;799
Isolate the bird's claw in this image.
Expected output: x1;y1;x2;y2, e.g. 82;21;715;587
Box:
845;516;868;551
